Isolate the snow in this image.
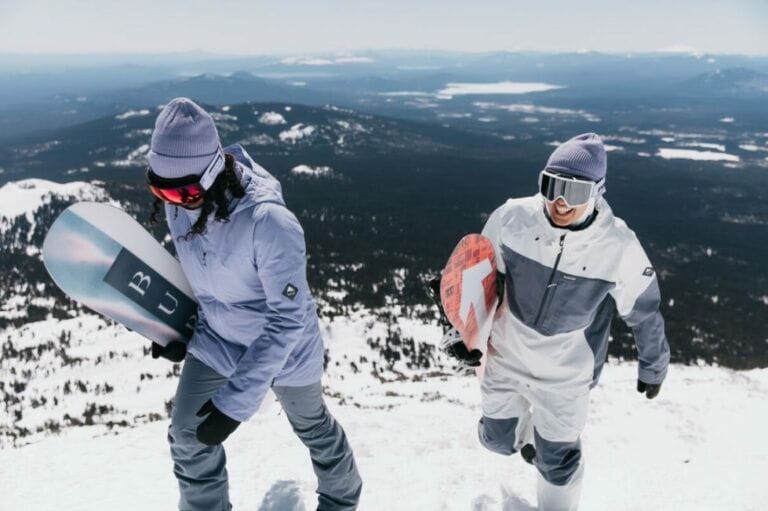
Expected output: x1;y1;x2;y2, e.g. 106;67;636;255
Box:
739;144;768;152
475;102;600;122
281;56;372;66
279;124;316;143
210;112;237;122
110;144;150;167
657;44;703;57
1;308;767;510
438;82;565;96
258;111;288;125
334;56;374;64
719;117;735;123
291;165;332;177
656;148;740;162
680;142;726;152
114;109;150;120
0;179;109;223
603;145;623;152
603;135;646;145
1;331;766;511
379;91;433;97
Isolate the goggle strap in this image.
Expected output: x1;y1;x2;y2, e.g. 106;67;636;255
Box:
198;148;226;190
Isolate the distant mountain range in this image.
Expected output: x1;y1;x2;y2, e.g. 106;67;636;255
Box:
681;67;768;96
3;51;768;138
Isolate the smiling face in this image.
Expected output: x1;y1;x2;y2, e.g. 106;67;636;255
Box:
546;197;591;227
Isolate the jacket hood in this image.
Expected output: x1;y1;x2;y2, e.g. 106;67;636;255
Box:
225;144;286;215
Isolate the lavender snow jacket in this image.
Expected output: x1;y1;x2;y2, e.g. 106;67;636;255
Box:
166;145;324;421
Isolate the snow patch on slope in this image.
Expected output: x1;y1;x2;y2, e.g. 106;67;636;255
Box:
656;148;740;162
279;124;316;143
291;165;332;177
0;179;110;223
439;82;565;96
258;111;288;125
115;109;150;120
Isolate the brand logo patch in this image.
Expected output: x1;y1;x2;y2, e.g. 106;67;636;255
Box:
643;267;655;277
282;284;298;300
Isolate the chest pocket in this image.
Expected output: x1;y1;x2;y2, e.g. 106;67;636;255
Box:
538;272;615;335
206;249;262;304
502;245;615;336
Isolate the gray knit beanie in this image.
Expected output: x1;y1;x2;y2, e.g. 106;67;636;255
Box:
545;133;607;182
149;98;221;179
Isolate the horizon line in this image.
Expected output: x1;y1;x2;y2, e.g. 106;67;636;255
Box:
1;48;767;59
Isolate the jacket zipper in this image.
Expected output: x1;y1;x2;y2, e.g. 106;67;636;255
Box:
534;233;567;326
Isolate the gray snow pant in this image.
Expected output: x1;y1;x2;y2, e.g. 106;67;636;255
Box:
168;355;362;511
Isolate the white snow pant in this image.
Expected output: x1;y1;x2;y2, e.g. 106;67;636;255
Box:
478;364;589;511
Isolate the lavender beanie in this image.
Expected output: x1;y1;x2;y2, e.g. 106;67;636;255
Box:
149;98;221;179
545;133;607;182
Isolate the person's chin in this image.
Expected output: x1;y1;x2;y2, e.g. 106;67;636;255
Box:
550;212;576;227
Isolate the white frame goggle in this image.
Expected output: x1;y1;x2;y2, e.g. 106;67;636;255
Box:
538;169;605;207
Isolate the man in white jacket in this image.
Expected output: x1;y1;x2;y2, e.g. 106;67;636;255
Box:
451;133;670;511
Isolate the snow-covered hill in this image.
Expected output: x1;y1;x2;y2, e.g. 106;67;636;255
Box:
1;310;767;510
0;178;112;232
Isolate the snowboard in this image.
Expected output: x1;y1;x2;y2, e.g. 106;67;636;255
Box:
43;201;277;414
438;234;499;368
43;202;198;347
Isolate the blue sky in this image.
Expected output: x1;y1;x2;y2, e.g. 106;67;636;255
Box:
1;0;766;55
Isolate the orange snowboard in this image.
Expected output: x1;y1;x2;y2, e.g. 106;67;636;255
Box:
439;234;499;353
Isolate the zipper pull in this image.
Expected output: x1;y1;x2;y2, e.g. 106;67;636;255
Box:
558;234;566;249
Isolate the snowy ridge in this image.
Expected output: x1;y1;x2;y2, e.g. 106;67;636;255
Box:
0;179;118;322
0;179;110;223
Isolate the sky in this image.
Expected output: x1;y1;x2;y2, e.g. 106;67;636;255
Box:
0;0;766;55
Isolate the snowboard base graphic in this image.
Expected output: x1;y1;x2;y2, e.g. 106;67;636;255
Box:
43;202;197;347
439;234;499;374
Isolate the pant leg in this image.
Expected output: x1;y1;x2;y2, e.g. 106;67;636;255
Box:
168;355;231;511
529;387;590;511
272;383;362;511
478;364;533;455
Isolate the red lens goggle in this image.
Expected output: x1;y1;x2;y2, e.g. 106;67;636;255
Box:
146;170;206;206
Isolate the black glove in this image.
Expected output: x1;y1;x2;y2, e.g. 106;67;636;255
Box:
440;328;483;367
151;341;187;362
196;400;241;445
637;380;662;400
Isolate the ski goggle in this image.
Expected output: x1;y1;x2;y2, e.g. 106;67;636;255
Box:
145;150;225;206
538;169;605;207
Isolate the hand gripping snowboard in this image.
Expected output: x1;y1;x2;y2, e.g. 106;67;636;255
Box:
43;202;198;346
439;234;499;373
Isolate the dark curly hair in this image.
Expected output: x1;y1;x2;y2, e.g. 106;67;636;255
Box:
149;153;246;239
